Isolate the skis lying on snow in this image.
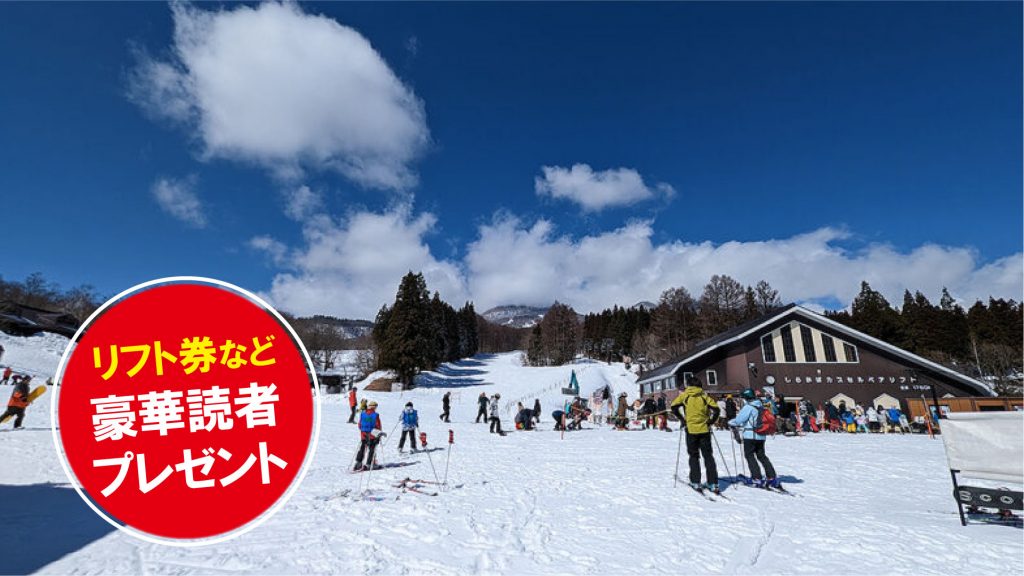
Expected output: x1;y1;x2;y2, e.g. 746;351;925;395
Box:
393;478;439;496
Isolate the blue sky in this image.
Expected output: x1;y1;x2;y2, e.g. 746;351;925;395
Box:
1;2;1021;319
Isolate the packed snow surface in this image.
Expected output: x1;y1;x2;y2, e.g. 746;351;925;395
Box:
0;332;1020;575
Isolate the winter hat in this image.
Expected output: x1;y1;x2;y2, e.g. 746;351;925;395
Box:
405;402;413;408
741;389;756;400
367;400;378;409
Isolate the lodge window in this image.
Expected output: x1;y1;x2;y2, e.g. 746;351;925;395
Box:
799;325;816;362
762;334;777;363
706;370;718;387
682;371;694;386
821;334;838;362
843;343;859;363
780;325;797;362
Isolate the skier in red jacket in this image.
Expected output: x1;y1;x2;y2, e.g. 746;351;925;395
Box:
347;387;358;424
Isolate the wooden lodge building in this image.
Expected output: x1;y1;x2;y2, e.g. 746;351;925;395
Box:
636;304;994;416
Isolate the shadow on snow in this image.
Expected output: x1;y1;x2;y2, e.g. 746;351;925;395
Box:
0;483;115;575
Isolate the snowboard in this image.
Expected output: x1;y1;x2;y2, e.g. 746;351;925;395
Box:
1;385;46;424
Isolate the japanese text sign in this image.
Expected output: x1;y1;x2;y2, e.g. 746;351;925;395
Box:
52;278;320;545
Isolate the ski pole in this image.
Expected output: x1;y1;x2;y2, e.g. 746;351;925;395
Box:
729;426;738;481
379;417;402;452
710;429;733;490
442;429;454;489
363;430;385;496
673;416;684;488
420;431;442;485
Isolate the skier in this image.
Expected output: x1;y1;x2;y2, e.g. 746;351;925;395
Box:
724;394;738;424
347;387;358;424
440;392;451;423
729;388;779;489
887;406;904;434
475;392;489;423
657;393;669;431
615;392;629;429
552;409;565;430
1;375;31;429
354;400;384;471
640;396;656;429
533;398;541;424
397;401;419;453
515;406;534;430
488;393;504;435
0;366;11;386
670;375;720;493
567;398;589;431
866;405;879;433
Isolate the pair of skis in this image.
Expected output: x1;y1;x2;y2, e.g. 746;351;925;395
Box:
393;477;442;497
735;474;798;497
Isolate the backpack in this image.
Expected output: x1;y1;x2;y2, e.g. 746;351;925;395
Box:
754;404;776;435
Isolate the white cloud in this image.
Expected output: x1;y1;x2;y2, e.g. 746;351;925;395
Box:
129;2;429;191
464;217;1023;313
249;235;288;265
534;164;675;212
283;185;323;221
151;176;207;228
257;205;468;319
257;205;1021;320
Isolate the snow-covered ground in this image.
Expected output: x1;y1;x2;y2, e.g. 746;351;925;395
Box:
0;332;1021;575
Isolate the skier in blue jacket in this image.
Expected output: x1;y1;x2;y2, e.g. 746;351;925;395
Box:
729;388;779;489
398;402;419;452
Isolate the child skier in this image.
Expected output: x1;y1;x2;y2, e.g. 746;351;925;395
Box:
730;388;779;489
398;402;419;453
440;392;451;422
670;375;721;493
1;375;31;429
354;400;383;471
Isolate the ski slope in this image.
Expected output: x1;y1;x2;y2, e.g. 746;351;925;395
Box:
0;332;1021;575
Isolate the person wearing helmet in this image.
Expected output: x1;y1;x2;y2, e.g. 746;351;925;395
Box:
398;401;419;453
354;400;383;471
488;392;505;435
729;388;778;489
670;374;721;493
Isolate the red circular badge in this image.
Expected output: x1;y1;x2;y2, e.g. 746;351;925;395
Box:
52;278;320;544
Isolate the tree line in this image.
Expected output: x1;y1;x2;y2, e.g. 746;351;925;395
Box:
529;275;1022;395
527;275;782;367
372;272;479;386
0;273;104;323
827;282;1022;394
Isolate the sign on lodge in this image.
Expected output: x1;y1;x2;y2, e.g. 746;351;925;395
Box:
636;304;993;413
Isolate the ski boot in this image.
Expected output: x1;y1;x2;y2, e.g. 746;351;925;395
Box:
705;483;721;495
766;478;782;490
689;482;703;491
753;478;767;489
353;463;366;472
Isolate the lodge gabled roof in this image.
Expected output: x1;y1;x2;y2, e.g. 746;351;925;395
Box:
637;304;993;397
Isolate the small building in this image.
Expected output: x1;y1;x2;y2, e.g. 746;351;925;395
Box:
637;304;993;412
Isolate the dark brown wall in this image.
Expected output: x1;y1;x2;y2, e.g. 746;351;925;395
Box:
642;316;985;412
